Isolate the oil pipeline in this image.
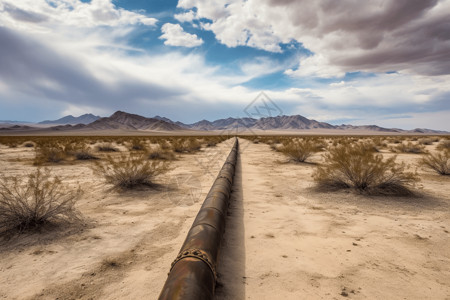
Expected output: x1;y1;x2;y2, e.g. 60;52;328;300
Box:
158;138;239;300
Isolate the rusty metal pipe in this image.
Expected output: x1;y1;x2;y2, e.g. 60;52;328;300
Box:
158;138;239;300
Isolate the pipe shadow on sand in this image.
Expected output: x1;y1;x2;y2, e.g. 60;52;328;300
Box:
214;148;246;300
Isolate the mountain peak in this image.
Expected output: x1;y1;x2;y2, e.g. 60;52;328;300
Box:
39;113;101;125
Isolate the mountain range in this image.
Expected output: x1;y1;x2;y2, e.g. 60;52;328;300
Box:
38;113;101;125
0;111;447;134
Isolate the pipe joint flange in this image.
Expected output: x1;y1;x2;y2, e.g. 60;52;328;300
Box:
170;249;217;281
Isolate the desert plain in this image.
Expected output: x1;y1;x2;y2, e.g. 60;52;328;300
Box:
0;134;449;300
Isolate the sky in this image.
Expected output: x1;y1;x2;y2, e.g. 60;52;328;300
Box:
0;0;449;130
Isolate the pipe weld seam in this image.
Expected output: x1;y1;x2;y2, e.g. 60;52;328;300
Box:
170;248;217;281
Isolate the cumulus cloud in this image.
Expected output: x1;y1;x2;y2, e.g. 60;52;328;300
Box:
0;2;259;123
178;0;450;77
160;23;203;47
269;72;450;129
174;10;197;23
0;0;157;28
0;0;449;130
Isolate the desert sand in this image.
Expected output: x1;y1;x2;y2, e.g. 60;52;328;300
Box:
1;137;449;299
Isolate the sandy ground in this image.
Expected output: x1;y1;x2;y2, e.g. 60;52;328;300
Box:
0;139;234;299
1;137;449;299
215;138;450;300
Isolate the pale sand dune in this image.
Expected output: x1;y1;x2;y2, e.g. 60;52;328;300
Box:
1;137;449;299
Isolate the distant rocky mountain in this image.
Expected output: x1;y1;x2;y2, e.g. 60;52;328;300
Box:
39;113;100;125
0;120;32;124
86;111;184;131
335;124;399;132
179;115;396;132
1;111;447;134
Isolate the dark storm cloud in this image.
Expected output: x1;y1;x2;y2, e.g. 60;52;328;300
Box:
0;27;186;110
267;0;450;75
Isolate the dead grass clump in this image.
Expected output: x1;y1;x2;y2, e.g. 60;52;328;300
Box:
23;142;35;148
279;139;319;163
418;137;438;145
92;153;169;189
205;137;221;147
34;141;67;165
129;139;147;151
391;142;426;154
313;143;418;195
359;140;380;153
436;139;450;151
73;146;99;160
172;138;201;153
148;147;176;160
0;168;82;235
420;150;450;175
96;143;119;152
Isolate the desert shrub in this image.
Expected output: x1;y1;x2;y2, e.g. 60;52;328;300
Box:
359;140;380;152
0;168;82;235
159;140;172;150
313;143;418;195
269;143;279;151
70;144;99;160
148;147;176;160
34;141;67;165
172;138;201;153
129;139;147;151
96;143;119;152
23;142;35;148
171;139;186;153
279;139;319;163
206;140;218;147
420;150;450;175
390;138;403;144
204;136;222;147
418;137;438;145
186;138;202;152
92;153;169;189
437;139;450;151
391;142;426;154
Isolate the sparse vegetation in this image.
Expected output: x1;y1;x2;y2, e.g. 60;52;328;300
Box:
418;137;439;145
437;139;450;151
171;138;201;153
70;144;99;160
390;142;426;154
129;138;147;151
23;142;35;148
420;150;450;175
279;139;319;163
91;153;169;189
148;147;176;160
96;143;119;152
0;168;82;235
34;141;67;165
314;143;418;195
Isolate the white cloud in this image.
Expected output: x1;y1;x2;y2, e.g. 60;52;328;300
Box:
177;0;450;77
0;0;158;28
179;0;284;52
174;10;197;23
160;23;203;47
285;54;346;78
0;0;449;131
